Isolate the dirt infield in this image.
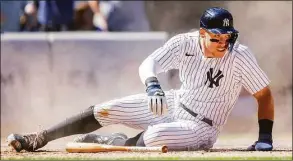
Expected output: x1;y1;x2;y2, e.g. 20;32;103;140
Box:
1;135;292;160
1;147;292;160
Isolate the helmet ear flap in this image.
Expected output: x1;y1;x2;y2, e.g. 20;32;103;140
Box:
228;33;238;52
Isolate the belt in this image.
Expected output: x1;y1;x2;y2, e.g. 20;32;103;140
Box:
181;103;213;126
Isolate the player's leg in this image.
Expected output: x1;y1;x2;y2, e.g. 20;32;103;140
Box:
142;120;220;151
7;90;175;152
72;119;219;151
73;131;146;146
93;91;175;130
72;90;176;146
73;119;220;150
7;105;102;152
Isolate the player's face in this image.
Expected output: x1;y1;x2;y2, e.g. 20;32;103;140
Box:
200;28;231;58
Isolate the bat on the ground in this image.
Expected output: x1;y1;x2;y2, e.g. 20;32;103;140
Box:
66;142;168;153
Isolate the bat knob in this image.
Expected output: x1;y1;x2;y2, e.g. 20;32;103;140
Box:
162;145;168;153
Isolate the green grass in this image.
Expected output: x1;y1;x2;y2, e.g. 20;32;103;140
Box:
2;156;292;160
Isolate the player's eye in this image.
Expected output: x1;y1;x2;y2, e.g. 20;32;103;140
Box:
209;39;220;42
210;38;231;43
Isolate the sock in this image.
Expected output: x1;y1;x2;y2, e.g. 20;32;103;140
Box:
45;105;102;142
136;131;146;146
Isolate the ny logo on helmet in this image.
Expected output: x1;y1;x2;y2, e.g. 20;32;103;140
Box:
223;18;229;27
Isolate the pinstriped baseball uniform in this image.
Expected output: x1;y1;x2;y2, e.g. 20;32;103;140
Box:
93;31;270;150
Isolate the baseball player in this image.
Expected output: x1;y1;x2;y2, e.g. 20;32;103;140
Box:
7;7;274;152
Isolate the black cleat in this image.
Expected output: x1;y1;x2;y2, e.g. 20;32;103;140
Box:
7;131;48;152
73;132;128;145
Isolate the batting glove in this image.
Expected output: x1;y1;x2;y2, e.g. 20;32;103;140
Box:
247;133;273;151
145;77;168;116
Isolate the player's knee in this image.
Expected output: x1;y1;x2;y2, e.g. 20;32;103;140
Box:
93;102;118;118
91;100;124;127
143;126;169;147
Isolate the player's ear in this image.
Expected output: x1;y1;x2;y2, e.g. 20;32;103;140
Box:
199;28;206;38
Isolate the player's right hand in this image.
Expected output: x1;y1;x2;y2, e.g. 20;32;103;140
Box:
145;77;168;116
147;88;167;116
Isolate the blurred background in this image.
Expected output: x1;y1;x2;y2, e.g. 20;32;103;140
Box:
1;1;292;148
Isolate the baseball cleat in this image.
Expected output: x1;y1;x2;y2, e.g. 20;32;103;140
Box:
7;131;48;152
73;132;128;145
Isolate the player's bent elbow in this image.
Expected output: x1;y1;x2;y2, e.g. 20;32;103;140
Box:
253;86;273;102
139;58;157;84
253;86;275;120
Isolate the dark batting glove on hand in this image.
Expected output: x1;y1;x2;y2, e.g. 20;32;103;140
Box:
145;77;168;116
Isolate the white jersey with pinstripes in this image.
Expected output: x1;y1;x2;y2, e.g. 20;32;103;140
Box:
149;31;270;127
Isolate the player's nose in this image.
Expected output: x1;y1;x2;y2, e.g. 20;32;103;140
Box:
218;43;228;48
218;37;229;45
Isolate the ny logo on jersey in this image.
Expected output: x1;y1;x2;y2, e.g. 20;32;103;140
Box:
223;18;230;27
205;68;224;88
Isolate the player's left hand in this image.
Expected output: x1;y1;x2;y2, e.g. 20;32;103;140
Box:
247;134;273;151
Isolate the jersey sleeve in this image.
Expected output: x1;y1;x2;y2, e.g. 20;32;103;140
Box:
148;34;184;71
235;47;270;95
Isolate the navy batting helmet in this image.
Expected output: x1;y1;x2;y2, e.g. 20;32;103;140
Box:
200;7;239;52
200;7;238;34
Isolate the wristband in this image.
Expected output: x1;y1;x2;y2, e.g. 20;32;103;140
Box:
258;119;273;135
145;77;162;93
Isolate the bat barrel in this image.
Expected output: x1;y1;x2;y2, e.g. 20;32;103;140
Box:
66;142;168;153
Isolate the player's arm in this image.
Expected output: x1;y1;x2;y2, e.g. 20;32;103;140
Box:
138;57;163;85
139;35;184;116
249;85;274;151
139;34;184;82
236;46;274;151
253;86;274;121
139;56;166;116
